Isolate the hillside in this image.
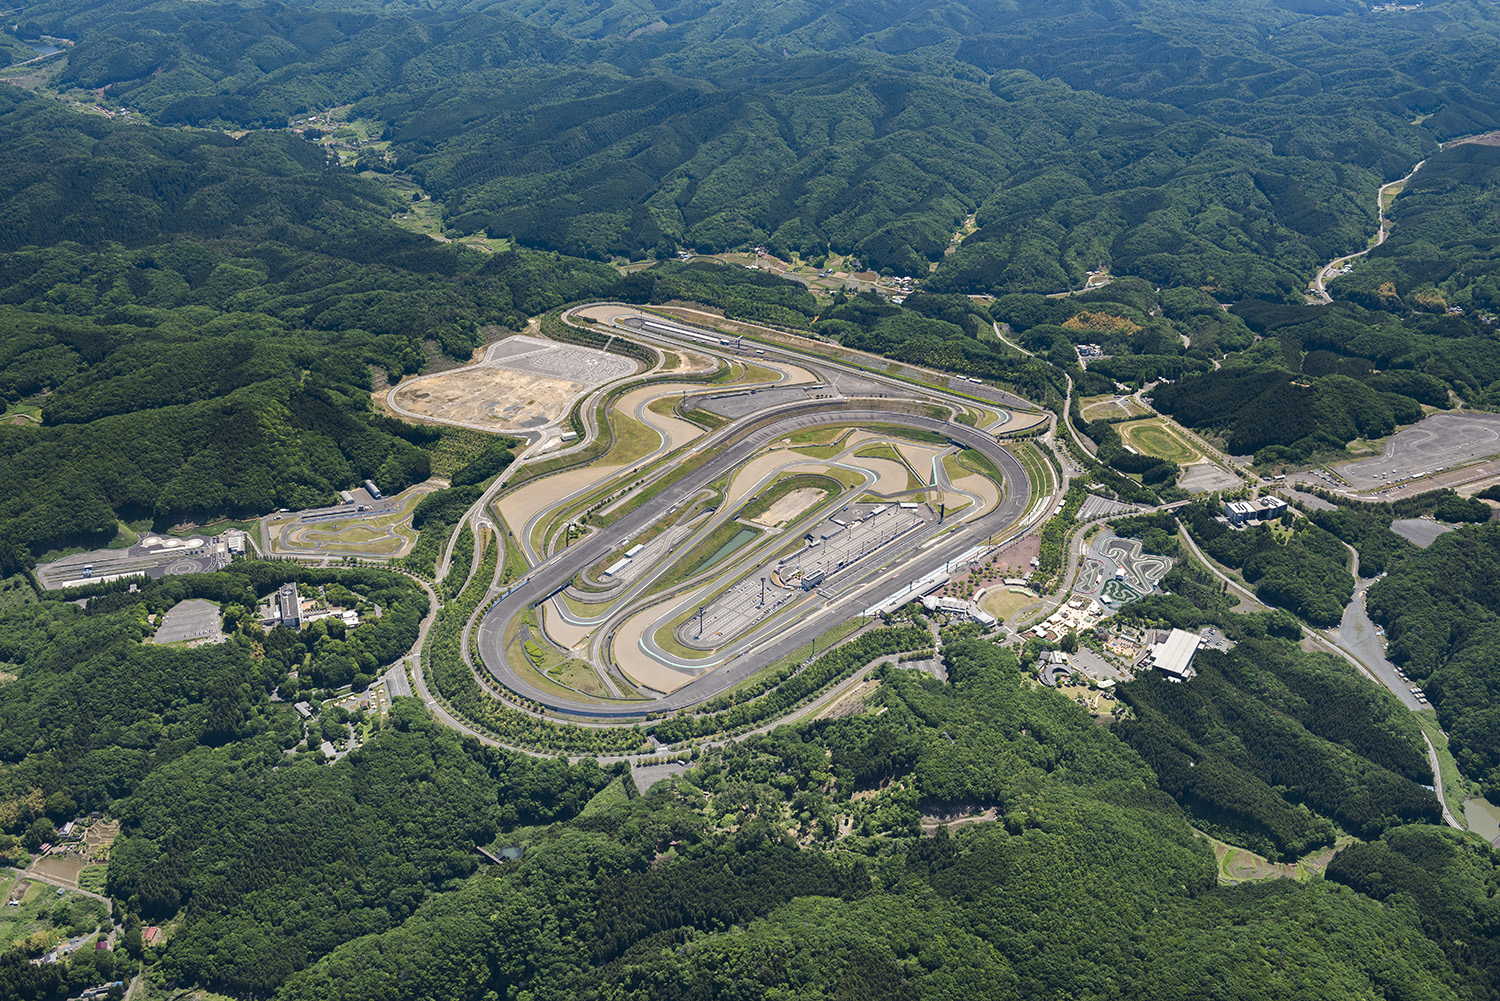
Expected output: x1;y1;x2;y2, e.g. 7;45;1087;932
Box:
10;0;1499;293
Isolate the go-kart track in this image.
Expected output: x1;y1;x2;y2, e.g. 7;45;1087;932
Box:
470;306;1050;721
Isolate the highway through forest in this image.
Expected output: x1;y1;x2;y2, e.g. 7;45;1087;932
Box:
473;401;1033;719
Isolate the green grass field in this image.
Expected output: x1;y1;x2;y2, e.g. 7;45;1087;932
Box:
853;444;904;464
0;871;108;951
506;628;605;704
981;588;1040;621
1117;419;1205;464
547;657;611;698
1203;832;1346;886
1005;441;1055;518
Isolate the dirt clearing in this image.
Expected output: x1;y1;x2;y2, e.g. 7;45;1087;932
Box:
751;487;825;527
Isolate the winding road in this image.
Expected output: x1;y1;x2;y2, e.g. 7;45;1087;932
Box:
1311;159;1426;302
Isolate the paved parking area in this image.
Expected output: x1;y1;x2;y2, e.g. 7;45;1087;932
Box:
697;387;810;418
152;598;226;645
780;506;926;586
1339;412;1500;491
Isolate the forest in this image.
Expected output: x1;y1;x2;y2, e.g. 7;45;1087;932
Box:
2;0;1500;996
1330;142;1500;315
1176;498;1354;626
1150;298;1500;461
1117;637;1440;860
8;0;1499;294
0;534;1496;998
1368;523;1500;800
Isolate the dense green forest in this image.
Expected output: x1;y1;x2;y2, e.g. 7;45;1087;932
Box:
4;0;1500;995
1176;497;1354;625
2;557;1496;998
1147;296;1500;460
1368;524;1500;799
1118;637;1440;859
11;0;1500;293
1331;143;1500;314
0;85;623;558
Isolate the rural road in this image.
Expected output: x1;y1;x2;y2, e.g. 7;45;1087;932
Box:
1311;158;1426;302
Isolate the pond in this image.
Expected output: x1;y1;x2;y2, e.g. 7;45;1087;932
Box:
25;41;62;57
701;527;759;571
1464;797;1500;845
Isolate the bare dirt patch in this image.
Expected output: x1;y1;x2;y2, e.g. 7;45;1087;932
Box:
819;680;880;720
751;487;824;527
848;455;911;495
395;367;582;430
988;534;1041;577
30;855;86;888
393;334;636;431
498;464;625;536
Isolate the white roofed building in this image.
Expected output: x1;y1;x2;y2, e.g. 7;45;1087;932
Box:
1149;628;1201;681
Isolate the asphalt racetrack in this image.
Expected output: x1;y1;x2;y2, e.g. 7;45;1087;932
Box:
474;404;1032;718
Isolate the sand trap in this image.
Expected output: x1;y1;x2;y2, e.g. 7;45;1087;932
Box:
616;383;706;451
996;411;1049;434
498;464;624;536
847;456;910;495
950;473;1000;520
895;442;947;480
542;601;597;652
610;586;721;694
752;487;825;527
727;454;837;511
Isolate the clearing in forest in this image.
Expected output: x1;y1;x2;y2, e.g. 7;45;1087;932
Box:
392;335;635;431
1079;394;1149;422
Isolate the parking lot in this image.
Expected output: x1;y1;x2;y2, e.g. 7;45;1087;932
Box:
152;598;227;645
778;504;927;589
677;575;800;645
1338;412;1500;492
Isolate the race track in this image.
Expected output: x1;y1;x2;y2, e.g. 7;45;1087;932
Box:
474;402;1033;718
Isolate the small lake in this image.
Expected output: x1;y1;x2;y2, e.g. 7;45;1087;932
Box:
25;42;63;57
1465;797;1500;845
702;527;759;570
